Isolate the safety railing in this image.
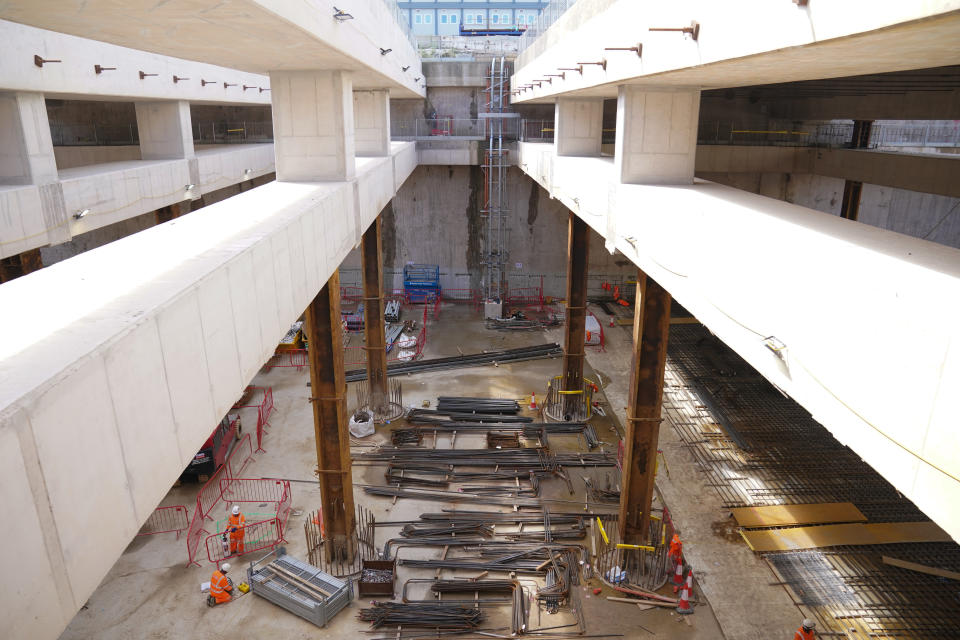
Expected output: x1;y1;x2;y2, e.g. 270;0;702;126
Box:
264;349;308;371
520;119;554;142
227;433;254;479
219;478;290;507
233;386;274;453
193;121;273;144
138;504;190;538
417;34;522;58
517;0;578;54
50;123;139;146
393;118;520;140
196;460;231;522
204;517;283;564
185;506;208;567
442;288;483;312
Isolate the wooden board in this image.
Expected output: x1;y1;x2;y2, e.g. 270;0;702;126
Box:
740;521;952;552
731;502;867;528
882;556;960;581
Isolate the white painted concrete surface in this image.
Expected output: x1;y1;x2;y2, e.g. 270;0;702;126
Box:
517;141;960;543
615;87;699;184
0;141;415;640
555;98;603;157
134;101;194;160
513;0;960;101
0;1;423;98
0;20;270;104
354;90;391;157
1;145;277;259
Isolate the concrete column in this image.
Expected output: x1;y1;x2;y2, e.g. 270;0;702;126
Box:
304;272;356;561
134;100;194;160
361;217;389;414
619;270;671;544
270;70;355;181
555;97;604;157
353;90;391;157
615;86;700;184
561;212;589;416
0;91;58;185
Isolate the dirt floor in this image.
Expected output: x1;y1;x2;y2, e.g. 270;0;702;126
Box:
61;303;727;640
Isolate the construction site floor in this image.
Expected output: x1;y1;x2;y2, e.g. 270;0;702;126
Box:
60;303;723;640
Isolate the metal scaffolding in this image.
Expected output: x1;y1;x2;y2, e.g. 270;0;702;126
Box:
481;56;510;311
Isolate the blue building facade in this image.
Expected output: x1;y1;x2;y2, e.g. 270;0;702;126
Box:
397;1;550;36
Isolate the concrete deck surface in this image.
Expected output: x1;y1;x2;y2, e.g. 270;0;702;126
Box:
60;303;724;640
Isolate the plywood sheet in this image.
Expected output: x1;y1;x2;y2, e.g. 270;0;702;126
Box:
731;502;867;528
741;521;952;552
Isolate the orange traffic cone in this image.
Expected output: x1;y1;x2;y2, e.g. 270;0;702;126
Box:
676;584;694;615
530;392;537;410
672;561;684;592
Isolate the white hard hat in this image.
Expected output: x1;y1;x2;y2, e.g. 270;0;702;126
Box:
221;563;231;573
802;619;816;630
232;505;240;515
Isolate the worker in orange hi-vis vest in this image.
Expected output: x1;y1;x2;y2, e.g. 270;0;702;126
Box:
208;563;233;606
228;505;246;555
793;618;816;640
668;533;683;567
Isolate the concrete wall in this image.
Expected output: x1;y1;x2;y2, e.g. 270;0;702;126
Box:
341;164;635;296
53;145;141;169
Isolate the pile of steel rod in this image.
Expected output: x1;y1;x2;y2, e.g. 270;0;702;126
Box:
358;602;483;630
344;343;562;382
409;408;534;424
390;422;601;449
436;397;521;415
356;447;615;469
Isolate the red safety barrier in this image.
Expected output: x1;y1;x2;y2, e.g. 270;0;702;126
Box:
277;482;292;542
233;386;274;453
196;461;230;521
264;349;308;371
226;433;254;480
219;478;289;507
138;504;190;538
340;285;363;302
204;517;283;564
185;504;209;567
616;439;624;472
443;288;483;312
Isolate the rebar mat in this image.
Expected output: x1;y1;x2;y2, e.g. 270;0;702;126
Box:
664;324;960;638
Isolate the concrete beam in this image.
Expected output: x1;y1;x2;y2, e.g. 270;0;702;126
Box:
0;20;270;104
694;146;960;199
615;86;699;185
270;71;355;182
0;141;416;640
0;2;423;98
512;0;960;102
517;140;960;543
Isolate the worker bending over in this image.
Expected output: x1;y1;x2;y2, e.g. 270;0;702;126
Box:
794;618;816;640
228;505;245;555
208;563;233;606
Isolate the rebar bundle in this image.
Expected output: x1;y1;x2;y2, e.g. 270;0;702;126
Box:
358;602;483;630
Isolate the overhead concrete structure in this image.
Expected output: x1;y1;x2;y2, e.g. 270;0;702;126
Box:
0;0;424;98
512;0;960;101
512;0;960;545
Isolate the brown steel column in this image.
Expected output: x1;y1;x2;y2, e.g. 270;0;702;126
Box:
155;202;182;225
304;272;356;561
361;217;388;414
619;270;671;544
840;180;862;221
561;212;589;414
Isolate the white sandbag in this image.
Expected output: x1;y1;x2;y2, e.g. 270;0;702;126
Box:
349;411;374;438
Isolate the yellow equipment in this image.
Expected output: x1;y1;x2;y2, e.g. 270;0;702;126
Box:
237;582;251;593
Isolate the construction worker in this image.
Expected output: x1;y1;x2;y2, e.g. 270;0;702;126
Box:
228;505;245;556
793;618;816;640
208;563;233;606
668;533;683;567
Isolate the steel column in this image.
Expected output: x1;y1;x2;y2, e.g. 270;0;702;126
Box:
561;212;589;414
304;272;356;561
154;202;182;225
619;270;671;544
840;180;862;221
361;216;388;414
